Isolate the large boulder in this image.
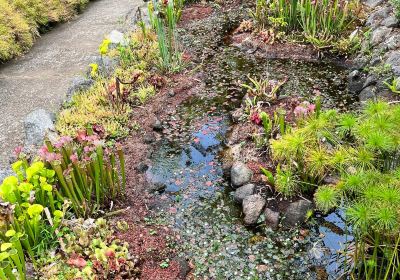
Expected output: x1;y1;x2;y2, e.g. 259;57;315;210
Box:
231;161;253;188
282;200;313;228
24;109;55;147
264;208;280;230
242;194;266;225
233;184;255;203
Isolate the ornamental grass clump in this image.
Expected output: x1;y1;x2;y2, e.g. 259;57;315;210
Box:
251;0;362;50
39;132;126;218
269;100;400;278
148;0;184;72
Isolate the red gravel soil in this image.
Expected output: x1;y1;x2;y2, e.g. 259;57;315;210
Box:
179;3;213;27
110;70;203;279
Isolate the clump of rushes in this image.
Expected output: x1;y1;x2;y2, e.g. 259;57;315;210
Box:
39;132;126;217
250;0;362;51
148;0;184;73
269;100;400;278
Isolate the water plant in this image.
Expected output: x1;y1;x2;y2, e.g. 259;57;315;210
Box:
241;75;287;102
269;100;400;278
148;0;183;72
251;0;362;50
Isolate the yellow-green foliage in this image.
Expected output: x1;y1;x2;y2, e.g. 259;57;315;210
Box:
56;31;159;138
0;0;33;60
0;0;90;61
56;81;132;138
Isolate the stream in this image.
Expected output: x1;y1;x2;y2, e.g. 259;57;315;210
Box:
146;5;355;279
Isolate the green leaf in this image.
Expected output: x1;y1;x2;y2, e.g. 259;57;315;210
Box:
26;162;44;181
1;243;12;252
18;183;33;193
0;176;18;203
41;183;52;192
260;167;275;185
5;230;16;237
27;204;44;218
53;210;64;218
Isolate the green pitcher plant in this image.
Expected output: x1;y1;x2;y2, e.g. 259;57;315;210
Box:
39;132;126;217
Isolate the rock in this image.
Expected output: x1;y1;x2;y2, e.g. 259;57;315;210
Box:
90;56;119;77
242;194;266;225
365;0;384;8
347;70;365;93
152;118;163;131
0;168;13;183
66;76;94;99
231;161;253;188
231;108;243;123
144;134;156;144
148;182;167;193
384;34;400;50
322;175;340;185
108;30;129;47
282;200;313;228
366;7;391;27
24;109;55;147
172;257;191;278
386;51;400;75
359;86;377;102
136;162;149;173
382;16;399;28
363;75;378;89
264;208;280;229
168;90;176;97
233;184;255;203
371;26;392;46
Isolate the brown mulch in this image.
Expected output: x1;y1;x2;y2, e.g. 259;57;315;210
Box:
179;3;213;27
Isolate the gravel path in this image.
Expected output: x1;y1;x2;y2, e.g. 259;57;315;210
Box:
0;0;144;172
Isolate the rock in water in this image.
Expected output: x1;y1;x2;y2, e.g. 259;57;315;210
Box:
24;109;55;147
282;200;313;228
231;161;253;188
264;208;280;229
242;194;266;225
233;184;255;203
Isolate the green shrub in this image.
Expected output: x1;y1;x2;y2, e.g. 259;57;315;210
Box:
270;100;400;278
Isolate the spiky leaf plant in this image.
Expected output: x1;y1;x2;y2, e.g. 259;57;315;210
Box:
274;167;298;197
314;186;340;214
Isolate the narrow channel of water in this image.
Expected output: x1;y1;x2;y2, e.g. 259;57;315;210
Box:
146;8;355;279
145;48;354;279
